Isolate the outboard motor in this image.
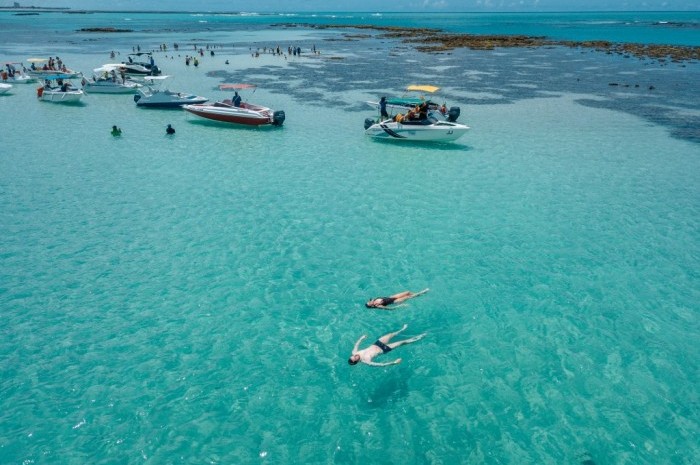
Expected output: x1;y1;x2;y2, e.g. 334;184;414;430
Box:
364;118;375;130
133;94;141;103
447;106;461;122
272;110;285;126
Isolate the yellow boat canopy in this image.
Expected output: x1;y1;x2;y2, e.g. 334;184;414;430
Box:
406;85;440;93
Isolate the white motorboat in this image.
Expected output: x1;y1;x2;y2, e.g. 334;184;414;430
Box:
5;73;37;84
183;83;285;126
2;63;37;84
82;66;142;94
82;75;141;94
27;58;81;79
184;100;286;126
366;85;462;122
37;77;84;103
364;111;469;142
133;76;207;108
0;83;12;94
121;53;161;76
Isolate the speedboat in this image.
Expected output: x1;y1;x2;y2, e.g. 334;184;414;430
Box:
82;75;141;94
183;83;285;126
82;65;142;94
37;76;84;103
27;58;81;79
184;101;286;126
121;53;161;76
0;83;12;94
133;76;207;108
364;111;469;142
2;63;37;84
366;85;462;122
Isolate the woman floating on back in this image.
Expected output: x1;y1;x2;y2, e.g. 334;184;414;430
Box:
365;288;429;309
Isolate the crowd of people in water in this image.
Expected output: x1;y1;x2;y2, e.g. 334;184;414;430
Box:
124;41;321;65
349;289;430;367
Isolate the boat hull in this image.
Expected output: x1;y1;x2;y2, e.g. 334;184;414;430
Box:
137;98;207;108
83;82;140;94
0;83;11;94
183;101;284;126
134;91;207;107
29;69;81;79
365;120;469;142
38;89;84;103
184;105;271;126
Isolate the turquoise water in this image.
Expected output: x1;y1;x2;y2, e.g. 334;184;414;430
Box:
1;13;699;465
1;10;699;46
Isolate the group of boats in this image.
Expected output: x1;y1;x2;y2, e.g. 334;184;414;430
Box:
5;56;469;141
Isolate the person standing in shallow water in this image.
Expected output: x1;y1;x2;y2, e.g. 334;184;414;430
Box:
111;125;122;136
365;288;429;309
348;324;426;367
166;124;175;135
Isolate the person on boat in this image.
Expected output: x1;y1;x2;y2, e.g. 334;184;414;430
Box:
365;288;429;309
111;125;122;136
418;102;429;120
60;81;70;92
348;324;425;367
379;96;389;119
166;124;175;135
232;91;242;107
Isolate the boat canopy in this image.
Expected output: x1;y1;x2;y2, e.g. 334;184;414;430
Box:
406;85;440;93
27;57;48;63
219;83;257;90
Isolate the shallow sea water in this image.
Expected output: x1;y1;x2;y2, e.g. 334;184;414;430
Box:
1;18;699;465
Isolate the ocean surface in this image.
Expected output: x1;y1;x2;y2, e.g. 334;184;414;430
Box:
1;10;699;465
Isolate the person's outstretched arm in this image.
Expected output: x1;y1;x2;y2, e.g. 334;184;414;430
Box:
366;358;402;367
352;335;366;353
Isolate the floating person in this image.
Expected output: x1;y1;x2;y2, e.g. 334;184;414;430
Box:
166;124;175;135
348;324;425;367
111;125;122;136
365;288;429;309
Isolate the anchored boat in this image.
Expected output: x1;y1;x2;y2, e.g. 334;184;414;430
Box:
183;83;285;127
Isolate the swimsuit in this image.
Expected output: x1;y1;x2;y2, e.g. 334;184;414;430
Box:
373;340;392;353
379;297;396;306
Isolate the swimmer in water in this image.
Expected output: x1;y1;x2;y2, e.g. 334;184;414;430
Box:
348;324;426;367
365;288;429;309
